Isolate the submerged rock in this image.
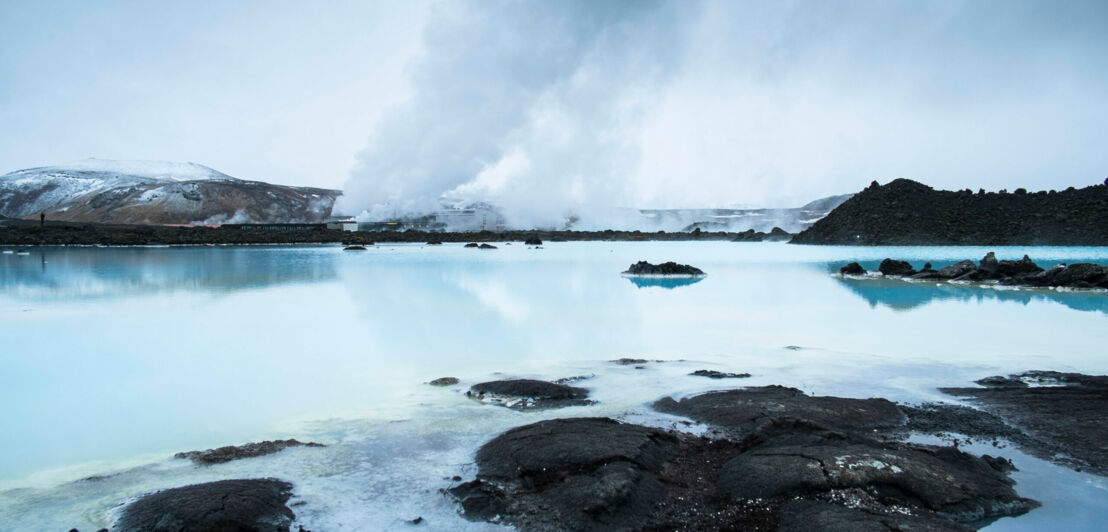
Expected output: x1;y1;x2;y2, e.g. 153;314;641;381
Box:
478;243;497;249
464;243;479;248
622;261;705;276
115;479;296;532
175;439;325;465
839;262;866;275
467;379;593;409
689;370;751;379
428;377;459;386
343;245;367;251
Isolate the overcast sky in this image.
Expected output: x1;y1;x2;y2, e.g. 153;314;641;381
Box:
1;1;1106;223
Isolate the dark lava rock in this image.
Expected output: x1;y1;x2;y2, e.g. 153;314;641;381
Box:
764;227;792;241
689;370;751;379
941;371;1108;475
524;238;543;245
428;377;459;387
938;259;978;279
452;411;1036;531
996;255;1043;277
877;258;916;276
611;357;649;365
115;479;296;532
425;241;443;245
978;251;1000;277
777;499;973;532
478;243;497;249
450;418;677;531
622;261;705;276
839;262;866;275
653;386;905;435
790;178;1108;246
466;379;593;409
175;440;324;465
717;420;1036;524
342;245;367;251
1049;262;1108;287
464;242;479;248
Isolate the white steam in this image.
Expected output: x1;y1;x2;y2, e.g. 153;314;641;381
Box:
341;0;1108;229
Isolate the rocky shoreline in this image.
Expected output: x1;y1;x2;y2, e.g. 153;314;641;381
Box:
839;252;1108;290
75;370;1107;531
0;219;778;246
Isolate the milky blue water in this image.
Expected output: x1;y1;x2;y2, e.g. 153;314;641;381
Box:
1;242;1106;530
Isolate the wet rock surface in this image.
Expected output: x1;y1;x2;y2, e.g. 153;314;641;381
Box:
115;478;296;532
453;387;1037;531
939;371;1108;475
622;261;705;276
175;439;325;465
466;379;594;409
689;369;751;379
839;262;866;275
428;377;459;386
842;252;1108;289
653;385;905;436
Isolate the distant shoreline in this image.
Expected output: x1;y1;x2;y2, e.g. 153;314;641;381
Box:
0;220;761;247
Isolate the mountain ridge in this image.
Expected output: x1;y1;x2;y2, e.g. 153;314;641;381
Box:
791;178;1108;245
0;159;341;225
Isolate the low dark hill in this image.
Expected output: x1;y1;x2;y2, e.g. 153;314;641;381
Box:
791;178;1108;245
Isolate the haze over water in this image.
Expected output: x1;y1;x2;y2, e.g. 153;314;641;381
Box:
1;242;1107;530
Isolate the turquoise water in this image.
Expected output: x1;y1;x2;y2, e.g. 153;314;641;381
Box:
0;242;1106;530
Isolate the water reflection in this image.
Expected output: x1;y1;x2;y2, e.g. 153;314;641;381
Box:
624;276;705;289
0;247;338;301
837;277;1108;314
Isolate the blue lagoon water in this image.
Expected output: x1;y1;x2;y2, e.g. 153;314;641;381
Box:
1;242;1106;530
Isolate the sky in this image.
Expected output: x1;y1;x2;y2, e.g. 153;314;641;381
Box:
1;0;1106;226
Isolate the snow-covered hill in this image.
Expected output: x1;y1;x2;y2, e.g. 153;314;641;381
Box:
0;159;341;225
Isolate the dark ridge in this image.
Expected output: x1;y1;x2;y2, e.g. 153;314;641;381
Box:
792;178;1108;245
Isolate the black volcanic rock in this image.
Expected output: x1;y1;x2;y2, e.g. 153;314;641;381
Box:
622;261;705;276
175;439;324;465
764;226;792;241
877;258;915;276
839;262;866;275
524;237;543;245
791;178;1108;245
115;479;296;532
467;379;593;409
478;243;497;249
464;242;479;248
653;386;905;436
843;253;1108;289
938;259;977;279
942;371;1108;476
452;389;1037;531
428;377;459;386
